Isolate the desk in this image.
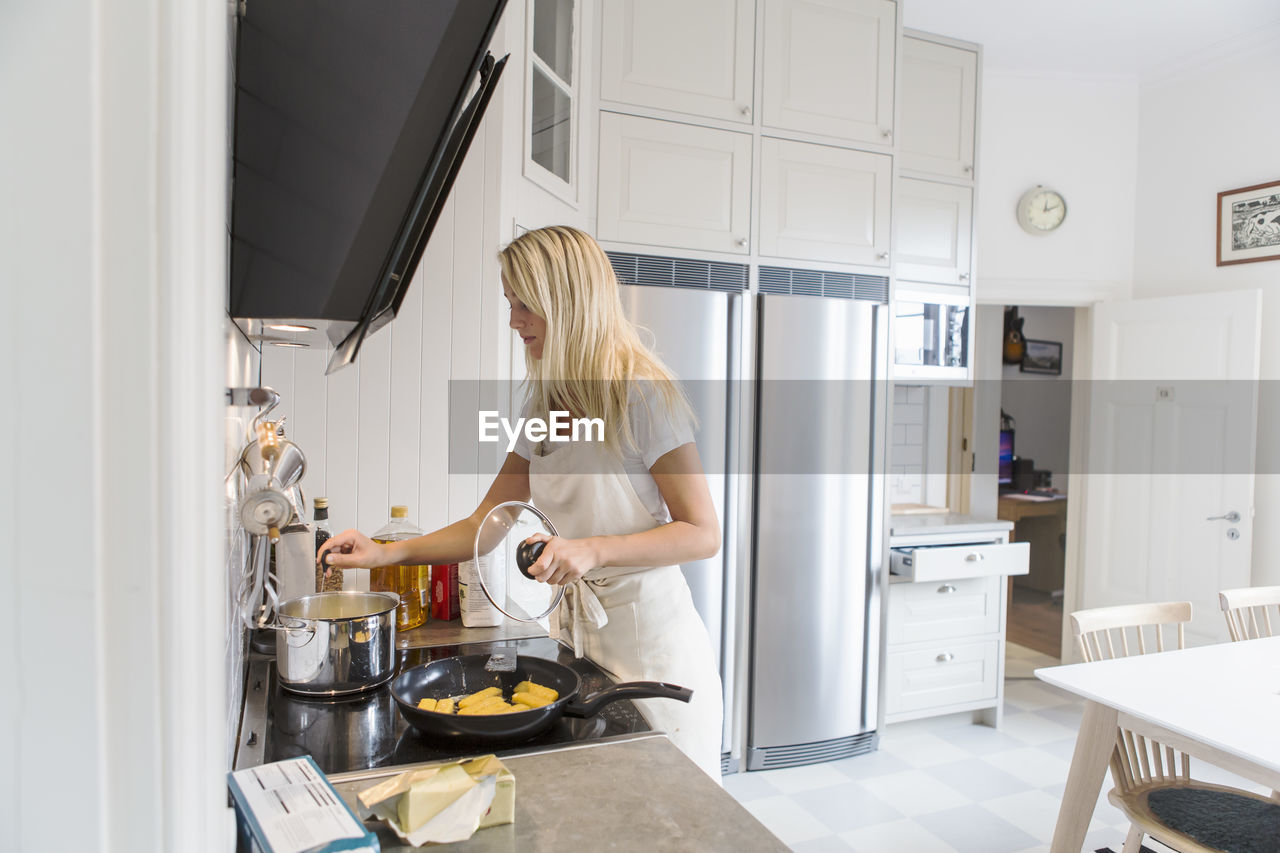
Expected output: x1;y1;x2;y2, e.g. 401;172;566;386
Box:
1036;637;1280;853
998;494;1068;595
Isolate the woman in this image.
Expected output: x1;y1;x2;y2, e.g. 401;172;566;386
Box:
319;225;724;779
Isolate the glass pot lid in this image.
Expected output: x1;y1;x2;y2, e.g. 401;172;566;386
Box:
472;500;565;622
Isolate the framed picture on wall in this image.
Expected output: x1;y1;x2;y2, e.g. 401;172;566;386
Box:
1021;339;1062;375
1217;179;1280;266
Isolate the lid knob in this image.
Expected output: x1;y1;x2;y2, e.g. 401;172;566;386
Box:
515;539;545;580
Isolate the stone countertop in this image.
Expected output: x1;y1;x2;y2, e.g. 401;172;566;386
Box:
889;512;1013;540
327;734;789;852
397;616;549;649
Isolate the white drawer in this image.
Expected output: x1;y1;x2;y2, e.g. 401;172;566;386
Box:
885;639;1000;716
888;575;1000;645
891;541;1029;582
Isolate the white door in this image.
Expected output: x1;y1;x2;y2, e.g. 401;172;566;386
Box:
599;0;755;123
597;112;753;254
758;136;891;266
760;0;896;145
1082;289;1261;646
899;36;977;180
894;178;972;285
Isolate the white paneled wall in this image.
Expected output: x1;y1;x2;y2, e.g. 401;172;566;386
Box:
259;125;502;538
890;384;951;506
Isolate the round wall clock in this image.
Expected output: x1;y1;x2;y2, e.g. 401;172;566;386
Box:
1016;185;1067;235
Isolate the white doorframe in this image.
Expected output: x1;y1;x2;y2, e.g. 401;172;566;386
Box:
1060;307;1093;663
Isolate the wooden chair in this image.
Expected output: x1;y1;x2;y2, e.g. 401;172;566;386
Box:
1218;585;1280;641
1070;602;1280;853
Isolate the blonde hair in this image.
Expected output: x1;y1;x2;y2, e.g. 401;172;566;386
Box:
498;225;694;455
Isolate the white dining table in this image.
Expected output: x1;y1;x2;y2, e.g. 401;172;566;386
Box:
1035;635;1280;853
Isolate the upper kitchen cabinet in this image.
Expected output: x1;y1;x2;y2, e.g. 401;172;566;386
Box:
759;136;891;267
760;0;896;146
898;33;978;180
599;0;755;124
894;177;973;285
597;112;753;254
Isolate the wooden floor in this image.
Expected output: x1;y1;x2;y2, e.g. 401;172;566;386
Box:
1007;585;1062;659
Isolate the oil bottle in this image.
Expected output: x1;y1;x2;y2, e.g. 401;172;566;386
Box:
371;505;427;631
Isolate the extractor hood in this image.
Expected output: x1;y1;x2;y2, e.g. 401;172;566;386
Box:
229;0;508;373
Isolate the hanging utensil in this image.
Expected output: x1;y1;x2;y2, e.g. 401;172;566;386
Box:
472;501;566;623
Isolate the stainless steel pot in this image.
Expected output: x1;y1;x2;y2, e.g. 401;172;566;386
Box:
275;591;400;696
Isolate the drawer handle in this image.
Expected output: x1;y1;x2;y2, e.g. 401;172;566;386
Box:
936;653;955;663
936;584;957;594
965;553;984;562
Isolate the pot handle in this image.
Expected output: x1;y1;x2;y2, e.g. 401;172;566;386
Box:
563;682;693;718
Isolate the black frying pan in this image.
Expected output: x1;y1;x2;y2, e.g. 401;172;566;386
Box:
391;654;692;745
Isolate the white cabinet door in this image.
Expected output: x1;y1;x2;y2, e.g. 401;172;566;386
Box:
895;178;973;285
597;112;753;254
899;36;977;179
758;136;891;266
600;0;754;123
761;0;896;145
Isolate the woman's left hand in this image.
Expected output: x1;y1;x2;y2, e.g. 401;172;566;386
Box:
521;532;599;585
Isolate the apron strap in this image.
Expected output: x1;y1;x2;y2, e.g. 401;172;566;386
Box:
549;579;609;659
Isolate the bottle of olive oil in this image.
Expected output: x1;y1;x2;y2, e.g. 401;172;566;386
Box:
371;505;427;631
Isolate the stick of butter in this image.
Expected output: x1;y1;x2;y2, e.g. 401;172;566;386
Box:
397;765;477;832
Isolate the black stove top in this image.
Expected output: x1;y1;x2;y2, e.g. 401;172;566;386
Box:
238;636;652;775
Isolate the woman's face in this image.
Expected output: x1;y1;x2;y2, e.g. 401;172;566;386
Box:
503;277;547;360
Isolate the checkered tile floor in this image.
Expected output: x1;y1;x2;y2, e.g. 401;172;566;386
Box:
723;643;1268;852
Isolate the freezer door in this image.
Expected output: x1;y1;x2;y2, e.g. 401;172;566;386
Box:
618;285;737;728
750;294;880;751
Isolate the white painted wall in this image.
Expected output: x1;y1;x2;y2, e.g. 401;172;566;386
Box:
4;1;229;850
975;72;1140;306
1129;30;1280;586
1000;305;1075;490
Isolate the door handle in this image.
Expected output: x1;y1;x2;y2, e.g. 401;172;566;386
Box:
1207;511;1241;523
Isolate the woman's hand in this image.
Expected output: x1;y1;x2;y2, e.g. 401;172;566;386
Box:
522;533;600;586
317;529;392;572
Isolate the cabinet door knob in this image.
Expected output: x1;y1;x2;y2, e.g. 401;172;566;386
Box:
937;584;957;594
740;104;751;116
877;252;889;261
736;237;748;247
959;273;970;281
881;128;892;139
963;165;973;173
964;552;984;562
936;653;955;663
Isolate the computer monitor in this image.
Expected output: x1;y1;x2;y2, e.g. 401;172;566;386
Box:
998;429;1014;484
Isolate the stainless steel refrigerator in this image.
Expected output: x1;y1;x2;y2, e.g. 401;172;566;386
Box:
746;294;886;770
617;269;887;773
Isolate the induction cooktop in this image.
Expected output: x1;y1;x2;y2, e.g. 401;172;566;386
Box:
234;636;653;775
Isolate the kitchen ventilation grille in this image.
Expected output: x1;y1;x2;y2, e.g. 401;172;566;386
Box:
606;251;748;293
746;731;879;771
758;265;889;302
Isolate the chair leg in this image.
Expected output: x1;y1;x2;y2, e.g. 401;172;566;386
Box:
1121;823;1144;853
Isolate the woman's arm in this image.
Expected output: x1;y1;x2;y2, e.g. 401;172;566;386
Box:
524;443;720;585
318;452;532;569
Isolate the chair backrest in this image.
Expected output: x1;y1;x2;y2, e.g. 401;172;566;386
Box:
1069;601;1195;793
1219;586;1280;641
1069;601;1192;662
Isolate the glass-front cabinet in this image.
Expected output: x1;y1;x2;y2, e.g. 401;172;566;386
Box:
893;285;971;382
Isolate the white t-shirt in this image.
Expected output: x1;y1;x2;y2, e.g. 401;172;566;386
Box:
511;383;696;524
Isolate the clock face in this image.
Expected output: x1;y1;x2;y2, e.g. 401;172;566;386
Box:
1017;187;1067;234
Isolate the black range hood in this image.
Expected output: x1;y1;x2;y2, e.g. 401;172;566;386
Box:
229;0;508;373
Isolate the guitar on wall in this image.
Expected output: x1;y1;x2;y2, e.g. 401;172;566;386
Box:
1003;306;1026;364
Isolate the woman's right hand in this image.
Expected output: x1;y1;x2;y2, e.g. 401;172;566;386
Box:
317;529;390;572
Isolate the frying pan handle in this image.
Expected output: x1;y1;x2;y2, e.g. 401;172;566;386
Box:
563;682;693;718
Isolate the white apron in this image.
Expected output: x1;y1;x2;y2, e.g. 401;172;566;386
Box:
528;439;724;781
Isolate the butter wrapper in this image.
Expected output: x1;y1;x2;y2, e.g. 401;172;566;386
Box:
356;755;514;846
